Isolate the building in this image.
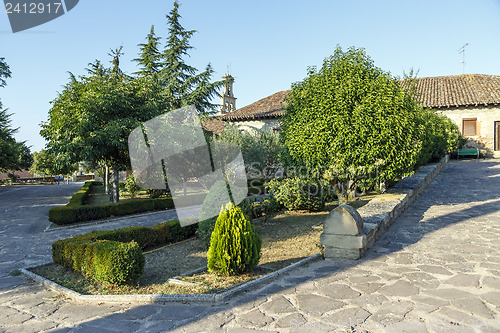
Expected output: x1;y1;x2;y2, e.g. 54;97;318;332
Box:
409;74;500;155
220;90;288;132
217;73;237;115
215;74;500;156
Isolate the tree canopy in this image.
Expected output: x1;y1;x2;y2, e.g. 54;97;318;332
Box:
134;1;222;114
281;46;459;201
0;58;32;173
40;56;163;200
41;1;223;201
30;149;77;178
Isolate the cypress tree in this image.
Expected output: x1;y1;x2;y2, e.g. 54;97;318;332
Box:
207;203;262;276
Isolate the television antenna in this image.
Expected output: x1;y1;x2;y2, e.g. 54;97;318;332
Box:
458;43;469;74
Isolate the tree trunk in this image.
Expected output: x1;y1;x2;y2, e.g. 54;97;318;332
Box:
112;166;120;203
104;166;109;195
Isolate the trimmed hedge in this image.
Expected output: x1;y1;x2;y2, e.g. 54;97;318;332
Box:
84;240;145;285
67;181;95;206
49;181;180;225
52;219;197;285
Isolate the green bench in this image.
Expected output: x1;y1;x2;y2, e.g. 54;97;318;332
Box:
457;148;479;159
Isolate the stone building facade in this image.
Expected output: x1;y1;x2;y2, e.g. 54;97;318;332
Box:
409;74;500;156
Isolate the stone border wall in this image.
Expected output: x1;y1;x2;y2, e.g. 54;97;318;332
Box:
321;155;449;259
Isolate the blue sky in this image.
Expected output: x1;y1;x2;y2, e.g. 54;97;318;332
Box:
1;0;500;152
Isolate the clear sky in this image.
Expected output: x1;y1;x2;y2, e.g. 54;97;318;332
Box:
1;0;500;152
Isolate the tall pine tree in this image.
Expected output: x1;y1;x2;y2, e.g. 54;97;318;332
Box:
134;1;222;114
134;25;162;76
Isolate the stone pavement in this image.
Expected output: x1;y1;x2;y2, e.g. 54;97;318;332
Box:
1;160;500;332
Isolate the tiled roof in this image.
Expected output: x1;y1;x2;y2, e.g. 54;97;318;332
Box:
221;90;289;121
201;116;226;135
403;74;500;108
220;74;500;123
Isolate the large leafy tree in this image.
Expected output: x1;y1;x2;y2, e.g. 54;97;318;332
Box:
29;149;56;177
281;46;426;202
0;58;32;173
42;1;224;201
41;53;163;201
30;149;76;181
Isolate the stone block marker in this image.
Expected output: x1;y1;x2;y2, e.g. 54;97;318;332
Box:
320;205;366;259
320;155;449;260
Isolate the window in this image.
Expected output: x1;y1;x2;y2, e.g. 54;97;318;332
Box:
462;118;477;136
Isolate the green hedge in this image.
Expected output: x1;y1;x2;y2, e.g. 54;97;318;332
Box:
67;181;95;206
49;182;179;225
52;219;197;284
82;240;144;285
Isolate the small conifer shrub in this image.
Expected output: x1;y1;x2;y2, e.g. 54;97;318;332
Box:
207;203;262;275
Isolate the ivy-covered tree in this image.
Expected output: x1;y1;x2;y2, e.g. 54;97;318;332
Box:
281;46;426;203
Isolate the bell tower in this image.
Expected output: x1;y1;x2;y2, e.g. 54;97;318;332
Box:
218;73;236;115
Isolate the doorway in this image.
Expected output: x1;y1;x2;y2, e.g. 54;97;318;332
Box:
495;121;500;151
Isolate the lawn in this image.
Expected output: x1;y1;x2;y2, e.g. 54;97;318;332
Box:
32;195;375;296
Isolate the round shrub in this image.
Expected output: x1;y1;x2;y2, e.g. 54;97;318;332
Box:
267;177;326;211
281;46;425;199
207;203;262;276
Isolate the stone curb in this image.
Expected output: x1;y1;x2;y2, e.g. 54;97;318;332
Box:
323;155;449;259
21;255;321;304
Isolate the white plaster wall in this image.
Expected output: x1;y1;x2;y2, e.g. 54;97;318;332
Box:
438;105;500;153
233;119;279;132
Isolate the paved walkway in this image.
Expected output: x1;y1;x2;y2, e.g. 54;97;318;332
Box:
1;160;500;332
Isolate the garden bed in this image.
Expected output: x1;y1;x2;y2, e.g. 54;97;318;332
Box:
30;198;372;298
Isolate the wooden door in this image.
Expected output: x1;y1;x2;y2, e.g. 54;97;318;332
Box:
496;122;500;151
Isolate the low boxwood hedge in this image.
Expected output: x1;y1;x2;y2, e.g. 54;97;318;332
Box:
67;181;95;206
49;181;181;225
52;219;197;285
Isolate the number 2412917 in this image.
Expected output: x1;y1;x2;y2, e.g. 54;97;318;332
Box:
5;2;62;14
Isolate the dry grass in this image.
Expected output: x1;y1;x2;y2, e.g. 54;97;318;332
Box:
32;194;375;295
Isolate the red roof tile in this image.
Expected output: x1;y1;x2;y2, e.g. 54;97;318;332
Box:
222;90;289;121
201;116;226;135
403;74;500;108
